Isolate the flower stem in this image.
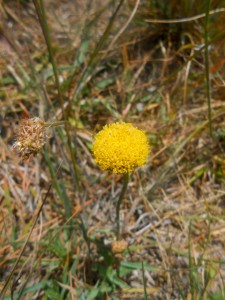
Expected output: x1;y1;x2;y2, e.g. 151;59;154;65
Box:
44;121;67;127
116;173;129;240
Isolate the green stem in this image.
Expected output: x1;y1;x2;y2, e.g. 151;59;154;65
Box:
33;0;80;189
116;173;129;240
44;121;67;127
204;0;212;136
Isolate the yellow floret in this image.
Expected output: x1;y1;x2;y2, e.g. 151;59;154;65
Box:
92;122;149;174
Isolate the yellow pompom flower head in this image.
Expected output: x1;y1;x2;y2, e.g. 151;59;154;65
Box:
93;122;149;174
93;122;149;240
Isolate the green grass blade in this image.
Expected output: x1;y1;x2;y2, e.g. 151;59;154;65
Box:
43;150;71;220
142;261;148;300
204;0;212;136
72;0;125;101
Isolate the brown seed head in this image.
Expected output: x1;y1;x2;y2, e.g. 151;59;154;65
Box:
13;117;46;160
111;240;128;254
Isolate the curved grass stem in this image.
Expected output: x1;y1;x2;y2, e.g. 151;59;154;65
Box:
116;173;129;240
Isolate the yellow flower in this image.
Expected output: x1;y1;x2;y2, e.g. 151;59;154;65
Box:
92;122;149;174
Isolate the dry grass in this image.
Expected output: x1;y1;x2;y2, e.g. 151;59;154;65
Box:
1;0;225;299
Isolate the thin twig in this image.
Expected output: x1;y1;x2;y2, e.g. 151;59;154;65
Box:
145;7;225;23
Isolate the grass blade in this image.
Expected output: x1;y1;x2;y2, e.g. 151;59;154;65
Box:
204;0;212;136
142;261;148;300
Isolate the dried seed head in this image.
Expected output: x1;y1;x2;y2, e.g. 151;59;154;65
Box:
111;240;128;253
13;117;46;160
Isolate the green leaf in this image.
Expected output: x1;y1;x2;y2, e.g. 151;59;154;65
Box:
95;78;114;89
110;276;129;289
47;236;67;260
208;289;225;300
120;261;156;271
45;289;63;300
86;284;100;300
4;280;50;300
74;40;90;68
1;76;15;85
106;267;129;289
99;281;112;294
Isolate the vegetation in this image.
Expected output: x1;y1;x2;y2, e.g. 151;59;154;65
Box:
1;0;225;299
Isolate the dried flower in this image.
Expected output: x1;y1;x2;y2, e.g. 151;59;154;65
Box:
111;240;128;253
92;122;149;174
13;117;46;160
